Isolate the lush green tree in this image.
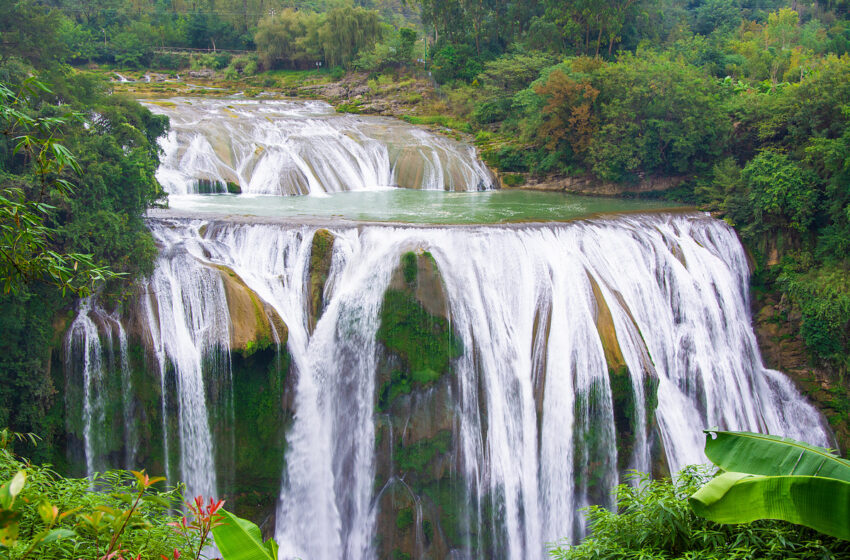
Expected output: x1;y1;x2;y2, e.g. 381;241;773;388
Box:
740;151;820;237
255;9;324;70
587;51;730;181
0;1;69;68
320;6;382;68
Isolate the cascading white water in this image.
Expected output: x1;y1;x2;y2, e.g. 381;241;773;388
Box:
139;222;230;500
146;98;494;195
131;213;830;560
64;301;139;475
65;299;107;478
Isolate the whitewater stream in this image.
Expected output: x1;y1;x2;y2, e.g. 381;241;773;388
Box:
63;98;831;560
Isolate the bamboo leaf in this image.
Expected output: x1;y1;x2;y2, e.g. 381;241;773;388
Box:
212;509;275;560
690;472;850;540
704;430;850;481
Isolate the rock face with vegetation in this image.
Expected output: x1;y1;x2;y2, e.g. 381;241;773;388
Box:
589;279;663;479
215;264;288;357
373;250;465;560
308;229;335;333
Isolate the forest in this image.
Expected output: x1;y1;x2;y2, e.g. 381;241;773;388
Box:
2;0;850;558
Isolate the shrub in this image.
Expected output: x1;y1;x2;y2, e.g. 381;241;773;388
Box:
550;467;850;559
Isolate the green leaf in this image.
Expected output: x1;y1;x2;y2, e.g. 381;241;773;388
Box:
141;494;171;508
212;509;275;560
0;518;19;547
690;472;850;540
0;471;26;509
37;501;58;525
264;537;279;560
704;430;850;481
38;527;74;544
8;472;26;499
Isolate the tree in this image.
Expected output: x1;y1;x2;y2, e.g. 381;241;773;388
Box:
0;80;114;295
320;6;382;68
255;9;321;69
586;51;730;181
742;150;820;237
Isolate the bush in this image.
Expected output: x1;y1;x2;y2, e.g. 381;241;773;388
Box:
0;439;195;559
551;467;850;559
430;43;481;84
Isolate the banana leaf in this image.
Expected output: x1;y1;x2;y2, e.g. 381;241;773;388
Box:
704;430;850;481
689;471;850;540
211;509;277;560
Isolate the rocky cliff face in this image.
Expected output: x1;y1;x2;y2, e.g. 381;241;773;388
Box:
372;250;465;559
753;292;848;453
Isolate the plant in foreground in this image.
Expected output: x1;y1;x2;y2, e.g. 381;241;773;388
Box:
550;464;850;559
167;496;225;560
690;429;850;540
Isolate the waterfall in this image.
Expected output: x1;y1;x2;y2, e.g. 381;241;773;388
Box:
64;300;138;476
146;98;494;195
65;213;831;559
140;223;229;500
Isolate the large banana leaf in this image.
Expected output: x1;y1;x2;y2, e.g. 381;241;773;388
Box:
704;430;850;481
689;471;850;540
211;509;277;560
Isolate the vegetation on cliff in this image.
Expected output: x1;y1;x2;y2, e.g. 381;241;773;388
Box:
550;466;850;560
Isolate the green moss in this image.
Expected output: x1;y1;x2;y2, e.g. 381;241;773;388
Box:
422;479;469;548
377;290;462;382
501;173;526;187
573;380;616;500
422;519;434;543
377;370;412;412
644;374;659;426
395;430;452;474
376;288;462;410
196;178;222;194
336;101;363;114
396;507;414;531
392;549;411;560
309;229;335;325
401;251;418;284
226;181;242;194
228;345;291;519
608;365;637;472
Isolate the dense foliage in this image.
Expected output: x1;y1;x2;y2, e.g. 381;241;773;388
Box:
408;2;850;380
550;467;850;559
0;437;194;559
0;4;167;459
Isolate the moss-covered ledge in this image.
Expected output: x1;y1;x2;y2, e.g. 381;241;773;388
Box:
376;250;462;412
213;263;288;356
589;276;660;475
308;228;335;332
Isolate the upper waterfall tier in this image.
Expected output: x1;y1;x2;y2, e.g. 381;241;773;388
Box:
145;98;494;195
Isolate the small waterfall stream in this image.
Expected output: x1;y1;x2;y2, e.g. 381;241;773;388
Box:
65;213;831;560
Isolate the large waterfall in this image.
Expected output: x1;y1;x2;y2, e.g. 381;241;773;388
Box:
146;98;494;195
65;213;830;560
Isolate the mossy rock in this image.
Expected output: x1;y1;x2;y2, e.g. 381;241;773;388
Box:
196;178;222;194
376;289;462;411
308;229;335;332
226;181;242;194
213;264;288;356
589;275;660;473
